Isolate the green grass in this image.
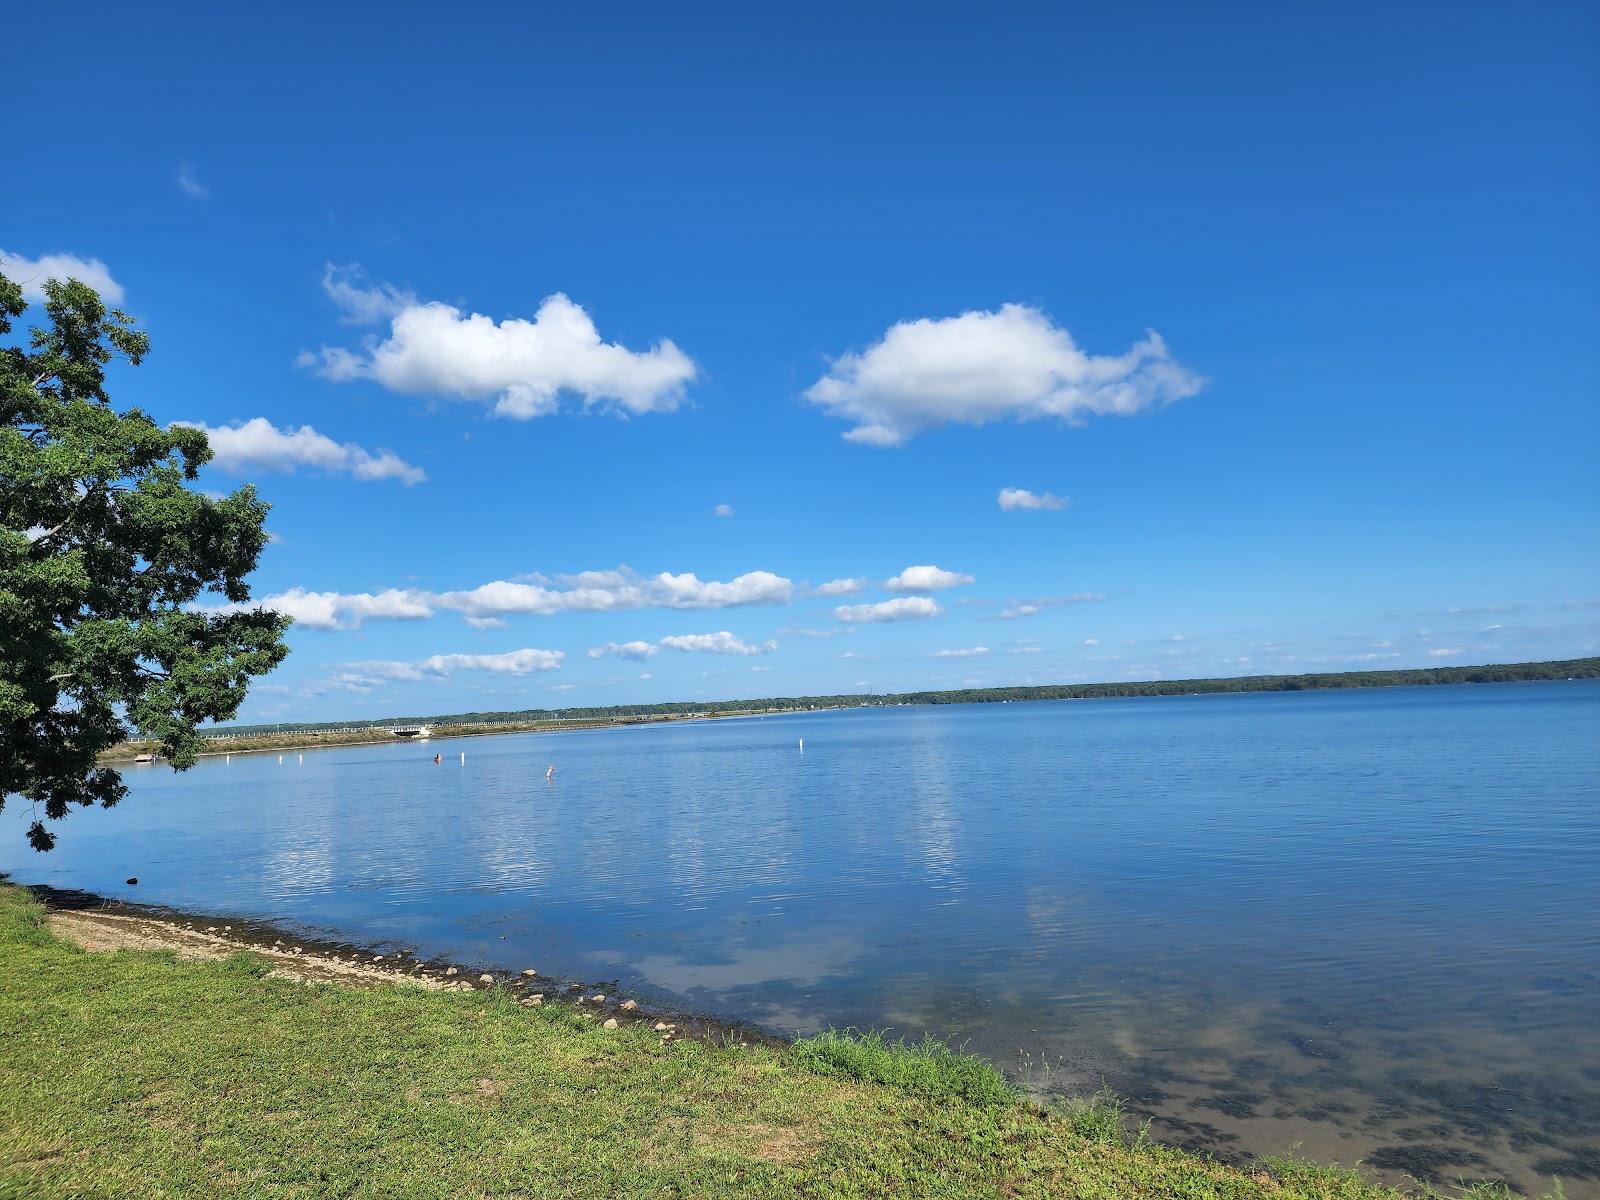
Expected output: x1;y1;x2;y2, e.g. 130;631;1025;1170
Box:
0;884;1528;1199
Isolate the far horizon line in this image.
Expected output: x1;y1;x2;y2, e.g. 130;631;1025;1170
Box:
217;655;1599;735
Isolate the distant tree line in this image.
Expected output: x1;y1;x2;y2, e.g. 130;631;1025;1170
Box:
215;657;1600;738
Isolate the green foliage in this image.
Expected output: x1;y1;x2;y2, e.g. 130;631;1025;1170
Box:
0;268;288;850
789;1027;1016;1106
1058;1086;1151;1148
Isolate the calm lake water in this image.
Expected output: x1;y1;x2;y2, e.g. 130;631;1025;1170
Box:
5;681;1598;1194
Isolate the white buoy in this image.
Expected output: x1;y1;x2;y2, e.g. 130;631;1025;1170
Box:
798;737;804;750
298;754;303;765
460;752;465;764
225;755;230;764
278;755;283;764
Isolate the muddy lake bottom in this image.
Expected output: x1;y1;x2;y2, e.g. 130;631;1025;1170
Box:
6;682;1597;1195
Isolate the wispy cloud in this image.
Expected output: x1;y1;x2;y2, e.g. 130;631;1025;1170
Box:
176;163;209;200
309;647;564;693
997;487;1068;512
997;593;1107;619
931;646;990;658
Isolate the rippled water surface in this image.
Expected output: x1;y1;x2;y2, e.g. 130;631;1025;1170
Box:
5;682;1598;1194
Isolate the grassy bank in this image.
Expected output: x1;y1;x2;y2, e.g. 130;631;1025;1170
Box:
0;885;1540;1200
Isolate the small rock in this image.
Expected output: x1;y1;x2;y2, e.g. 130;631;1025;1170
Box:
445;967;459;976
590;994;606;1004
125;877;138;885
521;968;537;977
292;947;302;955
206;926;218;932
478;973;494;984
520;995;544;1007
603;1018;619;1030
620;999;639;1012
373;955;384;962
653;1022;672;1032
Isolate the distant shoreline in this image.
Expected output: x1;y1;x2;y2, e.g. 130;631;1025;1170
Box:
102;656;1599;765
101;704;855;764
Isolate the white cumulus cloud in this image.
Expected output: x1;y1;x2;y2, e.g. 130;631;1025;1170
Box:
885;564;974;592
306;265;697;419
805;303;1202;445
590;632;776;659
587;640;659;661
658;631;776;656
174;417;426;485
1;250;125;304
835;596;941;623
199;566;793;631
813;577;867;596
714;503;734;518
437;569;790;624
214;586;434;631
998;487;1068;512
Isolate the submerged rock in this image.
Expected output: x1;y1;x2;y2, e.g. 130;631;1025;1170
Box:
620;1000;639;1012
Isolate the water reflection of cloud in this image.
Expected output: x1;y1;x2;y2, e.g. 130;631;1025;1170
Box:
901;722;965;897
608;932;864;995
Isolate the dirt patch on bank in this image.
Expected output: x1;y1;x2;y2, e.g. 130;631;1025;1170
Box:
46;908;451;991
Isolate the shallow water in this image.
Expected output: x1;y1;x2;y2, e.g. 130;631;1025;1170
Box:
5;681;1598;1194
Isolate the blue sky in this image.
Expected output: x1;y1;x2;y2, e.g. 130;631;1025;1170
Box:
6;2;1598;721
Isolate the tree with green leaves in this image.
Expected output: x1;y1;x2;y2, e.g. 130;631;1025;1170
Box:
0;268;289;850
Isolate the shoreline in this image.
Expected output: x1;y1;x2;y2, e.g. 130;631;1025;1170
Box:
101;705;851;764
19;882;784;1051
1;880;1553;1198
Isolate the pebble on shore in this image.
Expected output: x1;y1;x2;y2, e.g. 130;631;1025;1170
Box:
603;1018;619;1029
